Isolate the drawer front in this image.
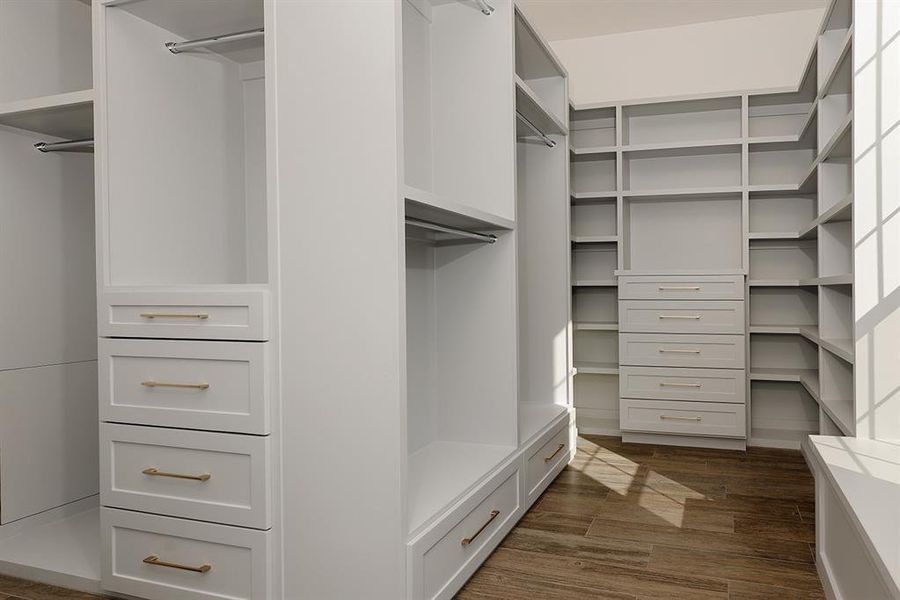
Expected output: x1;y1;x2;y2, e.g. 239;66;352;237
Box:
101;424;270;529
101;508;270;600
619;276;744;300
524;421;570;505
620;366;745;404
411;465;521;600
620;398;746;438
619;300;745;334
99;338;270;434
619;333;745;369
100;289;269;341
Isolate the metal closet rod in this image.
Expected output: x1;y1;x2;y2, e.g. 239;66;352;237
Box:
166;28;264;54
405;217;497;244
34;139;94;153
473;0;495;15
516;112;556;148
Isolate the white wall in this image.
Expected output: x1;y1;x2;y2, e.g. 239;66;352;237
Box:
552;8;825;107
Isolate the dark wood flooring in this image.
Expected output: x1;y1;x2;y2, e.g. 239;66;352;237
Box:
457;435;823;600
0;574;106;599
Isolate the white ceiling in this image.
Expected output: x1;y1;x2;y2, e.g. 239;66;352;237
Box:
517;0;829;41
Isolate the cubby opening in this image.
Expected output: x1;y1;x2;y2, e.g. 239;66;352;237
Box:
750;334;819;399
819;90;851;154
749;240;817;284
820;349;854;435
623;146;741;192
820;285;853;350
573;287;618;329
622;194;742;271
749;142;816;187
622;97;741;145
403;0;515;221
819;221;852;278
574;329;618;373
570;107;616;151
749;287;818;330
748;66;816;139
750;381;819;449
102;0;267;286
748;192;817;236
515;8;566;126
571;152;616;196
573;374;620;435
405;226;518;533
818;0;852;93
572;198;617;239
819;159;853;215
572;243;617;285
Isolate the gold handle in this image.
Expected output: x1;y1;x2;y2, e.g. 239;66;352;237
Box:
461;510;500;546
140;312;209;320
658;286;701;291
658;348;701;354
142;467;211;482
659;382;702;388
143;555;211;573
544;443;565;463
141;381;210;390
660;415;702;422
658;315;702;320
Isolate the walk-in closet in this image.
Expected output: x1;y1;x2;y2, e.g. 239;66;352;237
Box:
0;0;895;599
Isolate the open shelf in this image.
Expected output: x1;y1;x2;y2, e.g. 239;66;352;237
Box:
515;6;566;129
519;403;568;446
749;239;817;284
750;367;820;399
749;286;818;330
572;235;617;244
573;361;619;375
623;145;741;192
622;96;741;145
748;142;816;188
574;328;617;368
623;185;743;199
405;186;515;232
819;348;854;434
0;90;93;139
516;75;567;137
818;114;852;162
574;322;618;331
572;243;617;285
408;441;516;533
571;197;616;238
819;192;853;224
569;106;615;153
750;381;818;450
820;337;854;363
571;152;616;197
573;287;618;325
571;191;618;202
749;427;813;450
621;139;742;153
751;333;819;398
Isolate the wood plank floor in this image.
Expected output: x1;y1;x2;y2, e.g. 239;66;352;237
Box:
0;574;106;599
457;435;823;600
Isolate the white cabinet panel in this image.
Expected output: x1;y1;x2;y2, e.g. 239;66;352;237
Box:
620;398;746;438
618;275;744;300
620;333;745;369
620;366;746;404
619;300;745;334
523;420;570;506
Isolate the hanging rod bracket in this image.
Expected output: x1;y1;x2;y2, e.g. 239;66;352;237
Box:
473;0;495;15
34;139;94;153
406;217;498;244
166;28;264;55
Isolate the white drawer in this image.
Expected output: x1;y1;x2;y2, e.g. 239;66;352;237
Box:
620;398;746;438
620;366;746;404
101;508;271;600
619;333;745;369
99;338;270;434
619;300;745;334
409;462;521;600
100;288;269;341
100;424;271;529
524;420;571;506
618;275;744;300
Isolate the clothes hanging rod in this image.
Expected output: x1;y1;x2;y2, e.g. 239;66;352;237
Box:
516;111;556;148
473;0;495;15
405;218;497;244
166;28;264;54
34;138;94;153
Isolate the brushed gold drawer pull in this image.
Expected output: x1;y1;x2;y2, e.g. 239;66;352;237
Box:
658;314;702;320
544;443;565;463
142;467;211;482
660;415;702;422
658;348;701;354
143;555;211;573
659;382;702;388
658;286;701;291
141;381;210;391
461;510;500;547
140;312;209;320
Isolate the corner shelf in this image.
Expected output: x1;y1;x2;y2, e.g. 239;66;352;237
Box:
820;337;854;364
819;193;853;224
750;367;820;400
803;274;853;286
819;27;853;99
0;90;93;139
515;75;567;137
818;114;852;162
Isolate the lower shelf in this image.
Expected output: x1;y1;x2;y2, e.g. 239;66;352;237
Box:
0;504;100;594
819;396;854;436
750;368;820;400
749;427;814;450
574;361;619;375
408;441;516;535
519;403;568;446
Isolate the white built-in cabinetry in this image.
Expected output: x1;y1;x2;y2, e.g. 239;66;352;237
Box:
569;0;856;450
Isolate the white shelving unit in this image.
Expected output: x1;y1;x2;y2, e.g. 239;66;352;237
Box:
569;0;856;448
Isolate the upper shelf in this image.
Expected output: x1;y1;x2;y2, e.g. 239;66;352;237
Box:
516;76;567;137
0;90;93;139
404;185;515;233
